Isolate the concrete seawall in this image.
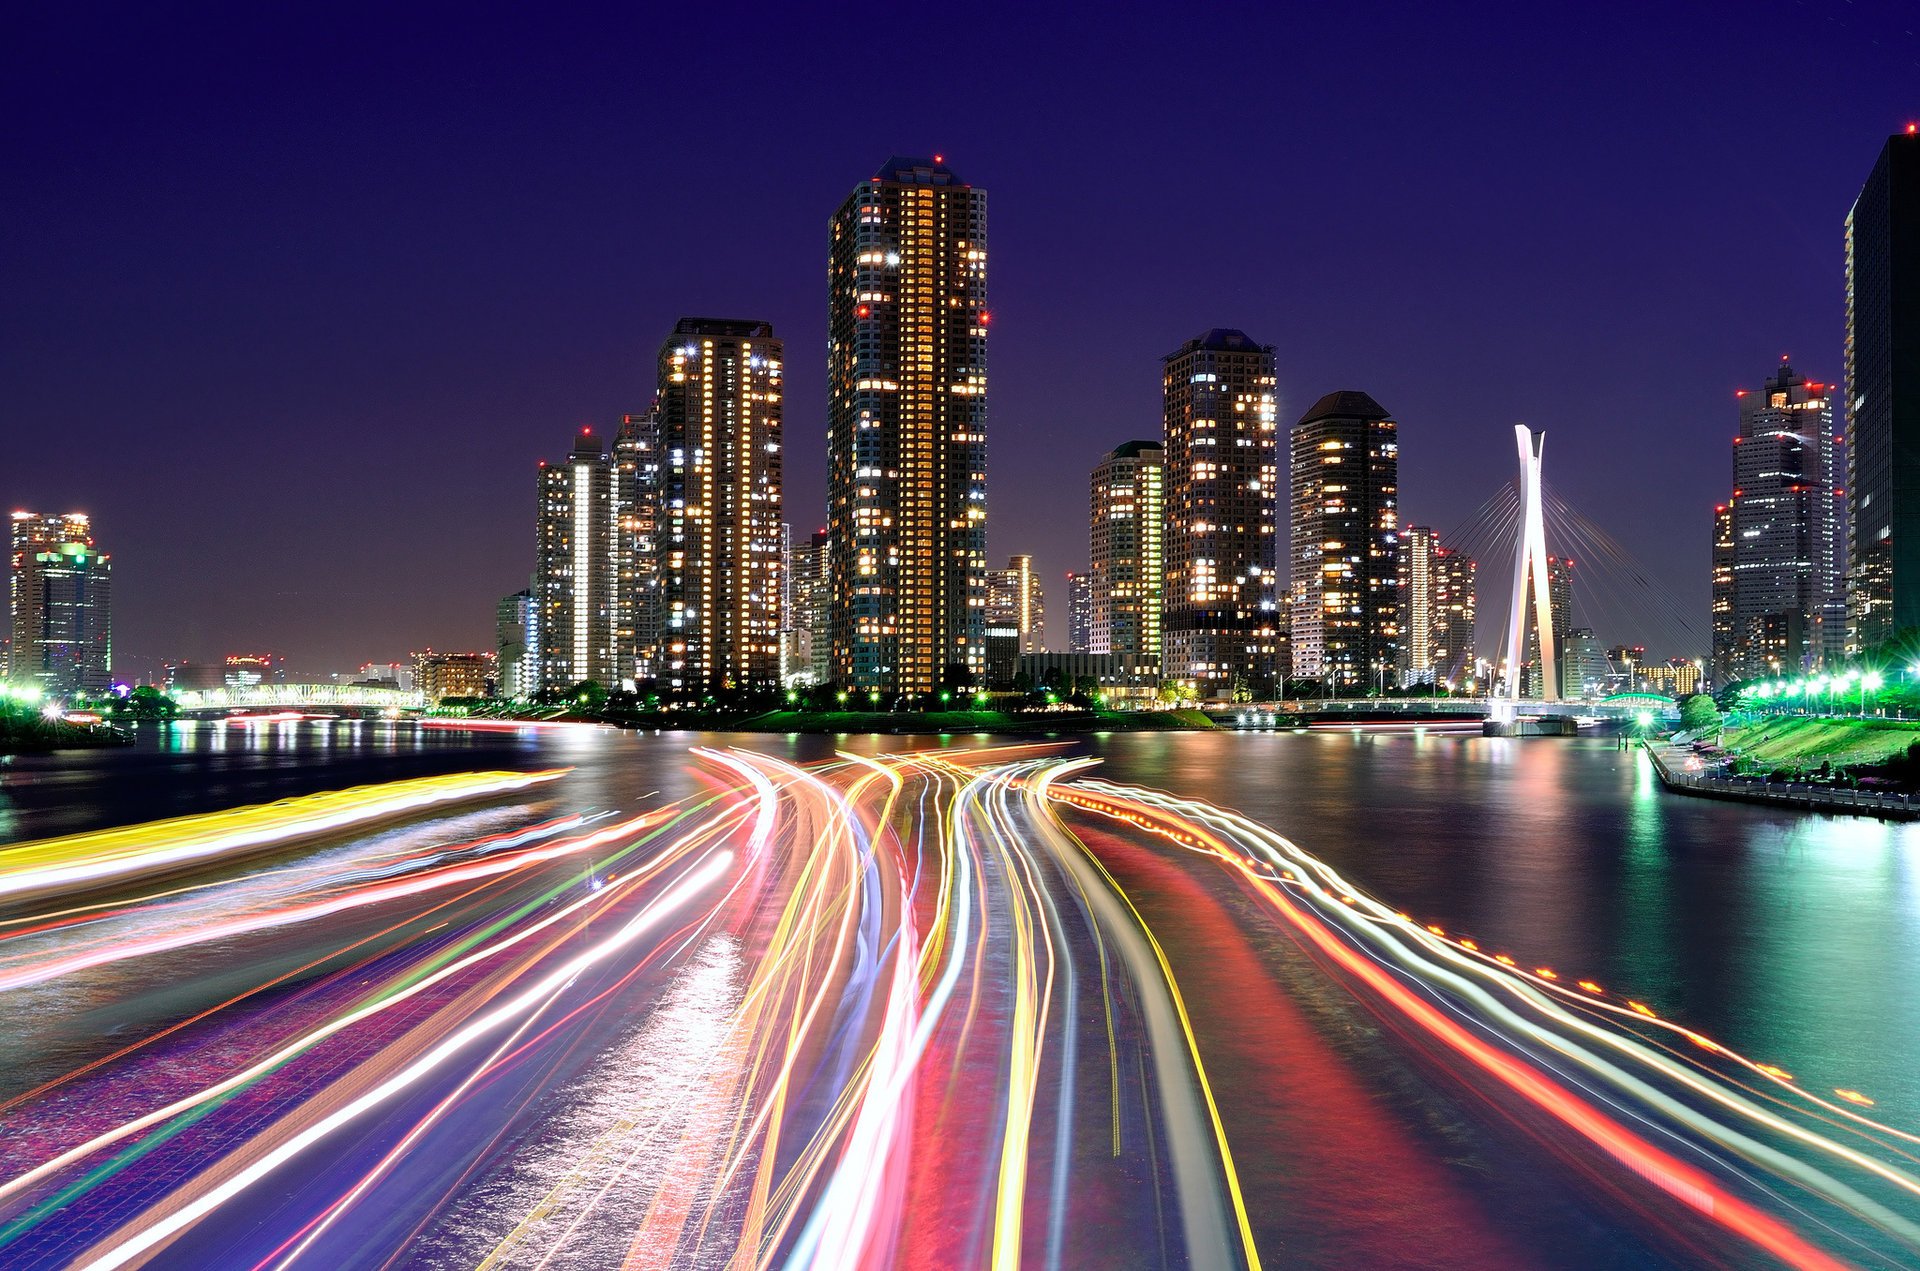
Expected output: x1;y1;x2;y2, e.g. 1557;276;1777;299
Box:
1646;744;1920;821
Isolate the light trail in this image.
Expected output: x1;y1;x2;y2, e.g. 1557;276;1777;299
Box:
0;751;1909;1269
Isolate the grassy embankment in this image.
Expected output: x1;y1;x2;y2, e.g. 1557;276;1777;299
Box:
1721;716;1920;768
0;713;129;754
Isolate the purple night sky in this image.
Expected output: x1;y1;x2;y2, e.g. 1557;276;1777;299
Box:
4;2;1916;679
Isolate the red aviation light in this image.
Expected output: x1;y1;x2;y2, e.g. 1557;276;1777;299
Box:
856;305;871;318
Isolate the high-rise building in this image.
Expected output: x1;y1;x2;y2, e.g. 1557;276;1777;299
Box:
611;411;659;686
1845;127;1920;650
1290;391;1400;692
1088;440;1165;665
827;156;988;695
1710;502;1735;686
1398;525;1437;688
643;319;785;694
7;512;112;695
1722;360;1838;681
1521;555;1573;698
1431;546;1476;688
534;429;616;692
986;554;1045;653
497;588;535;699
1065;571;1092;655
783;528;830;686
1163;331;1282;696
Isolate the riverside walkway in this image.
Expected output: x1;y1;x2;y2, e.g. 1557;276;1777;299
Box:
1646;742;1920;821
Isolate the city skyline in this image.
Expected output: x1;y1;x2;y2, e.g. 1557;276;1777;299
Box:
4;7;1917;675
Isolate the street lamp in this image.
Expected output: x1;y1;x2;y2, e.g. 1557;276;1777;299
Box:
1862;670;1883;717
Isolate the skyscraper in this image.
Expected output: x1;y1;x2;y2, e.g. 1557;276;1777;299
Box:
1065;571;1092;655
7;512;112;695
827;157;988;695
783;528;830;686
1431;545;1476;688
644;318;785;694
1725;360;1838;680
1845;127;1920;650
1398;525;1437;688
1290;391;1400;692
1088;440;1164;665
611;410;659;686
1163;331;1281;696
986;555;1045;653
1710;502;1735;686
534;429;615;692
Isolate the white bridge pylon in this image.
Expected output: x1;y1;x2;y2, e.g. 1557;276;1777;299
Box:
1503;425;1557;702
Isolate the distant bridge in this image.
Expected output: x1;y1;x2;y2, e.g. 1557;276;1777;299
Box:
171;683;425;713
1207;694;1678;729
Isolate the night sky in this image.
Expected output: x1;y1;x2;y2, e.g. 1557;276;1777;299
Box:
5;2;1916;680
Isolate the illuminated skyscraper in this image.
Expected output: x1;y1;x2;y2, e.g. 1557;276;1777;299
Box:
496;587;535;700
783;528;830;686
611;410;659;686
534;430;615;692
1710;502;1735;686
1065;571;1092;655
1290;391;1399;691
1163;331;1281;696
1846;128;1920;650
827;157;988;695
986;554;1045;653
1431;545;1476;687
644;319;784;694
7;511;111;695
1725;360;1837;680
1089;440;1164;664
1521;555;1573;698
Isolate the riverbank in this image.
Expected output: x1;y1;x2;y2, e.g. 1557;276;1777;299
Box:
1647;740;1920;820
1719;715;1920;769
0;715;131;755
616;707;1219;735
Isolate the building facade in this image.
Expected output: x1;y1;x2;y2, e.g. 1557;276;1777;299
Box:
1397;526;1475;689
1289;391;1399;692
534;430;616;692
7;511;112;695
1520;555;1573;698
1710;502;1735;686
1560;627;1610;698
827;157;988;694
416;651;493;703
1163;331;1282;696
611;411;659;686
1431;545;1476;689
1846;128;1920;650
1064;571;1092;654
496;588;535;700
644;318;785;694
783;528;830;686
986;554;1045;654
1088;440;1164;665
1723;360;1838;680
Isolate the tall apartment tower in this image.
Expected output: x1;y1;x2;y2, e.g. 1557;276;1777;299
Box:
1290;391;1400;691
1846;127;1920;650
986;554;1045;653
1431;546;1476;687
1398;525;1437;688
783;528;831;686
1064;571;1093;655
7;511;112;695
1163;331;1282;696
827;157;988;695
1711;502;1735;686
611;411;659;686
1724;360;1837;680
1089;440;1165;664
496;587;535;700
534;430;616;692
645;319;785;694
